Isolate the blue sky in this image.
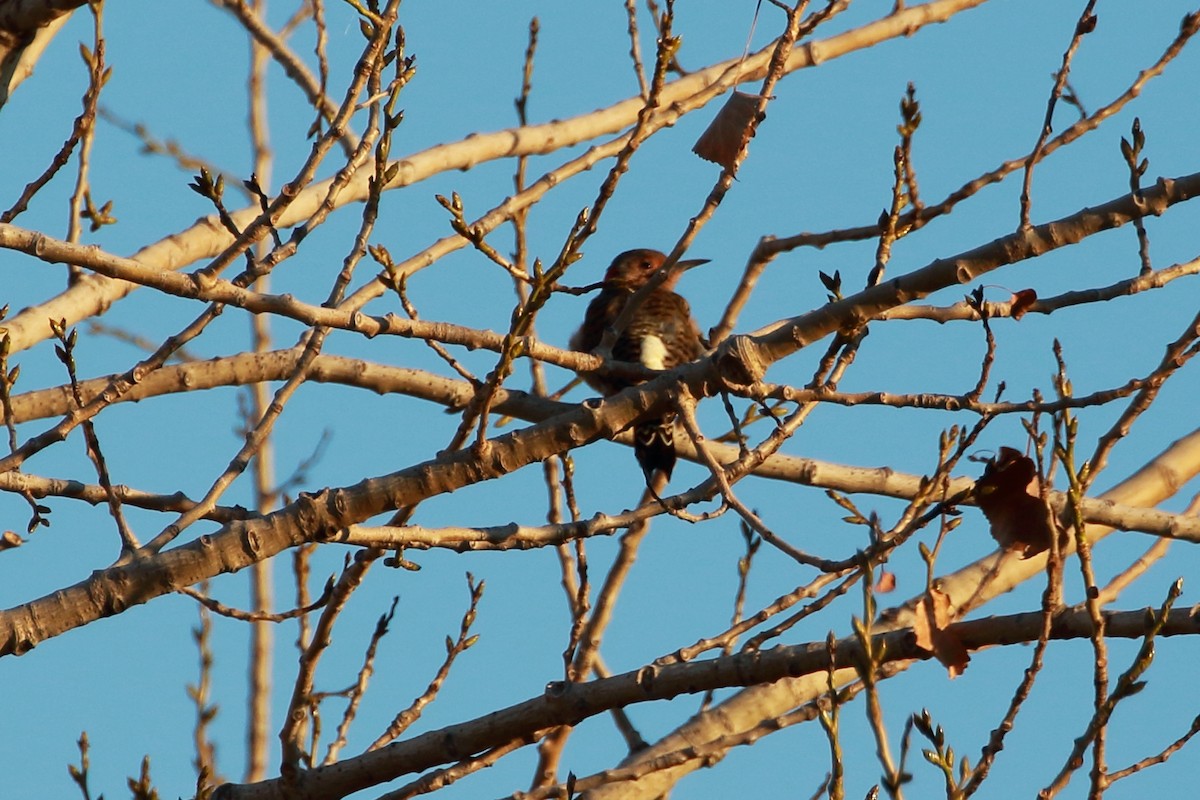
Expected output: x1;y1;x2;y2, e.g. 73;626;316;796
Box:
3;1;1200;798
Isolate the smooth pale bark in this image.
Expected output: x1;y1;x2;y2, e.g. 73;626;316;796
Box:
0;0;989;353
203;429;1200;800
4;165;1199;654
581;428;1200;799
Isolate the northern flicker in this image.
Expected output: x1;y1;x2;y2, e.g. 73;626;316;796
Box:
570;248;707;482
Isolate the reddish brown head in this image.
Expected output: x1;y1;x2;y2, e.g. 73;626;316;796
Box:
601;249;708;291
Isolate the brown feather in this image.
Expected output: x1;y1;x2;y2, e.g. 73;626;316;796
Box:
570;250;704;481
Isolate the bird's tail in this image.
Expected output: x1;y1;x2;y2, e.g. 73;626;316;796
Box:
634;415;678;483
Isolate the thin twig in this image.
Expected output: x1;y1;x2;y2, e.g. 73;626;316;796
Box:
1019;1;1098;229
366;575;484;750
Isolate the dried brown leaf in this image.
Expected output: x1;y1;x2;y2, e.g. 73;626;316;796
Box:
1010;288;1037;320
974;447;1055;558
692;91;764;169
913;587;969;678
875;570;896;594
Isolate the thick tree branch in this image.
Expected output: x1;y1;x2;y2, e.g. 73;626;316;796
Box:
0;0;989;353
211;603;1200;800
4;167;1199;389
9;340;1200;544
5;163;1200;657
740;173;1200;370
580;426;1200;799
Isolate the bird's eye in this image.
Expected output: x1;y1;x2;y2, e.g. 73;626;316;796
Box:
641;260;653;270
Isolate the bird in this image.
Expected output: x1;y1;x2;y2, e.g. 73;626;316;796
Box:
570;248;707;483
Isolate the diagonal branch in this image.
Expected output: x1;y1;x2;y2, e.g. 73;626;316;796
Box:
0;0;992;353
210;602;1200;800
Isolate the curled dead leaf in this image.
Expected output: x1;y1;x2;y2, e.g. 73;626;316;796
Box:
874;570;896;594
693;91;765;170
913;587;969;678
1009;288;1037;320
974;447;1055;558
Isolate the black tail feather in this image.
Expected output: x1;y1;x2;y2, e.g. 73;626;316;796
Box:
634;415;677;483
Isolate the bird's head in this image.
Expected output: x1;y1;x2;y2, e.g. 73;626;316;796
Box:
602;249;708;290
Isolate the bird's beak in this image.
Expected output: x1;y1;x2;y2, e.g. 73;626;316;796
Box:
676;258;710;271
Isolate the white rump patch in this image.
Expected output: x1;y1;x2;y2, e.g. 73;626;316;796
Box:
640;335;668;370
